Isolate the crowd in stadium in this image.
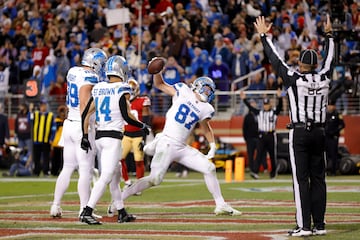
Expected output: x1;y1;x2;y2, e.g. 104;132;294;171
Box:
0;0;359;111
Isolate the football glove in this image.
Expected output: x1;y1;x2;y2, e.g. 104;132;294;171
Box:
81;134;92;153
206;142;216;159
142;124;151;135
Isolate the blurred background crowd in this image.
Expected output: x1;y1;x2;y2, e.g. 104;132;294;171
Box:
0;0;359;116
0;0;359;177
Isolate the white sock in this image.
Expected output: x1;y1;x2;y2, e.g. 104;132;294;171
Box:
52;166;74;206
203;172;226;207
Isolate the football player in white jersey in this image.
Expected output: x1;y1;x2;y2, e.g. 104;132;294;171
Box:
50;48;108;218
79;55;150;225
122;65;242;216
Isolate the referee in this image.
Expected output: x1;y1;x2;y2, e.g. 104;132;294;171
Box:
254;15;334;237
241;91;282;179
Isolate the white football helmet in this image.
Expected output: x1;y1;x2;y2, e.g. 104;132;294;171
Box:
191;76;216;103
81;48;108;75
128;77;140;100
105;55;130;82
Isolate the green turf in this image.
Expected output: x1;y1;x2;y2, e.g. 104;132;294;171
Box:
0;170;359;240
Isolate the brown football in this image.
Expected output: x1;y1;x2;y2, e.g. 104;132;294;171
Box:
147;57;166;74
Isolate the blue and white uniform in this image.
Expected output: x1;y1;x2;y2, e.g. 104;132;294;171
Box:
86;81;132;210
52;66;99;211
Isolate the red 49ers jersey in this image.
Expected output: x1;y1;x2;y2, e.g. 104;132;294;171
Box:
125;96;151;132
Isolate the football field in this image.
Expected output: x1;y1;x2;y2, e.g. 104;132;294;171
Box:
0;171;359;239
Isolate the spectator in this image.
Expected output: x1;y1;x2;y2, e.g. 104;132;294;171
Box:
154;0;174;14
0;38;18;65
210;33;232;67
0;103;10;169
0;62;10;104
2;147;32;177
134;60;152;95
163;56;185;85
14;103;32;166
42;56;57;102
32;35;49;67
208;54;230;104
231;41;249;89
17;46;34;93
13;24;27;51
89;20;107;44
54;42;70;79
49;75;67;106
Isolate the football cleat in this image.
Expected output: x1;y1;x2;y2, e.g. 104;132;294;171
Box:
118;209;136;223
79;208;102;225
50;204;62;218
214;204;242;216
288;226;312;237
312;227;327;235
78;209;102;219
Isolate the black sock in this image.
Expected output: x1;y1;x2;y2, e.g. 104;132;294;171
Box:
84;206;93;215
118;208;126;216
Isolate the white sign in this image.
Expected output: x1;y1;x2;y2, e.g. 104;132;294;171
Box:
106;8;130;27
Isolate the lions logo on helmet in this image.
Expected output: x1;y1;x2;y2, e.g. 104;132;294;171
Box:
81;48;108;76
128;78;140;100
191;77;216;103
105;55;130;82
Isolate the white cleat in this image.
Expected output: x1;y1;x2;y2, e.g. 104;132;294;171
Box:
50;204;62;218
214;204;242;216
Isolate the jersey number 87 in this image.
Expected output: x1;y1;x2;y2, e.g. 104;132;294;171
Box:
174;104;199;130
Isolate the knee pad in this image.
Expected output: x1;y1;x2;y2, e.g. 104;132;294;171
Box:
149;173;163;186
207;161;216;174
99;171;114;185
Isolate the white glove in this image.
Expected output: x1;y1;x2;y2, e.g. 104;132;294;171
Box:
206;142;217;159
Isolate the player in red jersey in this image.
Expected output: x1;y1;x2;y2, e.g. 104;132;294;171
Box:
120;78;151;190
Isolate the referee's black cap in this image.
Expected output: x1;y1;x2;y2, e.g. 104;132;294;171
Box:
299;49;318;65
263;98;270;104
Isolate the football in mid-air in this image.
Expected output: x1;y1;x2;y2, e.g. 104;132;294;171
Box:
147;57;166;74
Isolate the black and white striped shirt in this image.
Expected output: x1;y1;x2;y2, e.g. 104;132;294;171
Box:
261;34;334;124
244;99;282;132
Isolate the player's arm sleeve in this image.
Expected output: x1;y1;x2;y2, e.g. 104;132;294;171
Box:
81;96;94;135
261;35;294;87
119;94;146;129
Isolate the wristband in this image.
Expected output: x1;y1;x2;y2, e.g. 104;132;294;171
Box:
260;33;266;38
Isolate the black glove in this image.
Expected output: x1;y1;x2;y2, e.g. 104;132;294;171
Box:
81;134;92;153
142;124;151;135
139;140;145;151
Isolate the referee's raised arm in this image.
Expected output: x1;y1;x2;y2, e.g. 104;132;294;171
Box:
253;16;295;86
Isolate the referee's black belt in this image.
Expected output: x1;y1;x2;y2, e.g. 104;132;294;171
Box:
95;130;123;140
259;130;274;134
291;122;325;128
